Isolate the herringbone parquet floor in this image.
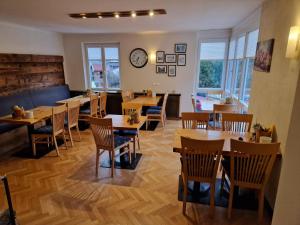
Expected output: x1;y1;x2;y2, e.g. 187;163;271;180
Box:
0;120;272;225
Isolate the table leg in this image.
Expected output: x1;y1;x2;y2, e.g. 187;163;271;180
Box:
27;124;34;149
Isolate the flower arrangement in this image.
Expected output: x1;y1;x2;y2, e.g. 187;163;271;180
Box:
252;122;272;142
11;105;25;119
127;111;139;124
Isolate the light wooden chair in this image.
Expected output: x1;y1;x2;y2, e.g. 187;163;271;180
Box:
121;90;134;102
222;113;253;132
222;139;280;221
31;104;67;157
180;137;224;215
90;117;132;178
79;94;98;120
212;104;237;129
122;102;142;116
146;93;168;129
181;112;210;129
99;92;107;118
65;100;81;147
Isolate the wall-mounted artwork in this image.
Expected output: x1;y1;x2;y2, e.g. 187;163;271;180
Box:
165;54;176;63
156;51;165;63
177;54;186;66
156;65;167;74
168;65;176;77
254;39;275;72
175;43;187;53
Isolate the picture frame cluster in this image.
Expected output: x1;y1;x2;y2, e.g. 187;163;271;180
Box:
156;43;187;77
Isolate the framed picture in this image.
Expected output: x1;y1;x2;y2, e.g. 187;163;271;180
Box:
156;65;167;74
165;54;176;63
175;43;187;53
156;51;165;63
168;65;176;77
177;54;186;66
254;39;275;72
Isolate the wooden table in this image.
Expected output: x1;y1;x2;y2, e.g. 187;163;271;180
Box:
196;97;221;112
128;96;161;107
173;128;251;156
104;114;147;130
0;106;52;125
56;95;91;106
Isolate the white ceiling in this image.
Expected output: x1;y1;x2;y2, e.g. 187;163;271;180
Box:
0;0;263;34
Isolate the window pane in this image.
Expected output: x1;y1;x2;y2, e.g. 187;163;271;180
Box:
233;59;244;96
225;60;234;91
242;58;254;104
236;36;245;59
87;47;104;89
105;47;120;89
246;29;259;57
200;42;226;60
228;40;236;59
199;60;224;88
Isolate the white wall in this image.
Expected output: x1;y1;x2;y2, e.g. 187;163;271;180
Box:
0;22;64;55
63;32;199;113
248;0;300;210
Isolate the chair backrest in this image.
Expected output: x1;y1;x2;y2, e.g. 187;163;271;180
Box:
67;100;80;128
90;94;99;117
99;92;107;116
122;102;142;116
122;90;134;102
161;93;169;115
181;112;210;129
222;113;253;132
89;117;114;151
230;139;280;188
52;104;66;135
181;137;224;181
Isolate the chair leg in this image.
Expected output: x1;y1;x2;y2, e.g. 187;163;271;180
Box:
182;178;188;215
227;184;234;219
32;135;36;157
161;116;165;128
137;134;140;151
68;128;74;147
133;136;136;158
95;150;100;176
210;182;215;217
220;170;225;196
53;136;60;156
76;125;81;141
146;120;148;130
111;151;114;178
258;189;265;222
128;145;132;164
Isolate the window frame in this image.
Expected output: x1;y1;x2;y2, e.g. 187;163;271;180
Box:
83;43;121;91
196;39;229;92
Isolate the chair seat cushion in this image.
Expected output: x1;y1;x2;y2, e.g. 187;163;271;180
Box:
114;135;131;148
80;108;90;114
31;125;53;134
146;109;161;114
114;130;138;136
149;106;161;110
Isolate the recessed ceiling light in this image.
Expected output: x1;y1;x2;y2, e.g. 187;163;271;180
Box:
115;13;119;18
131;12;136;18
82;16;87;19
149;11;154;16
98;15;102;19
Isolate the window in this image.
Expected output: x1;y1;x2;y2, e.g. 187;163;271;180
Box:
85;44;120;90
198;42;226;89
225;40;236;93
233;35;245;97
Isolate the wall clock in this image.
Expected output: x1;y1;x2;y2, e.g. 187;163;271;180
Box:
129;48;148;68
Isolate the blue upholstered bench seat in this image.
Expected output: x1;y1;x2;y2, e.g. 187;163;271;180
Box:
146;108;161;114
31;125;53;134
114;130;138;136
148;106;161;110
114;135;131;148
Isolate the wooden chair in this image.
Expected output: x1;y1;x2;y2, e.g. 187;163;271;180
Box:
90;117;132;178
120;102;142;154
222;139;280;221
121;90;134;102
65;100;81;147
31;104;67;156
79;94;98;120
212;104;237;129
222;113;253;132
181;112;210;129
99;92;107;118
146;93;168;129
180;137;224;215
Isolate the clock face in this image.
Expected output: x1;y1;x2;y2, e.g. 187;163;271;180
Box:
129;48;148;68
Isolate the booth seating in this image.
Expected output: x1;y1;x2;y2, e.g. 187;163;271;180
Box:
0;85;71;134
